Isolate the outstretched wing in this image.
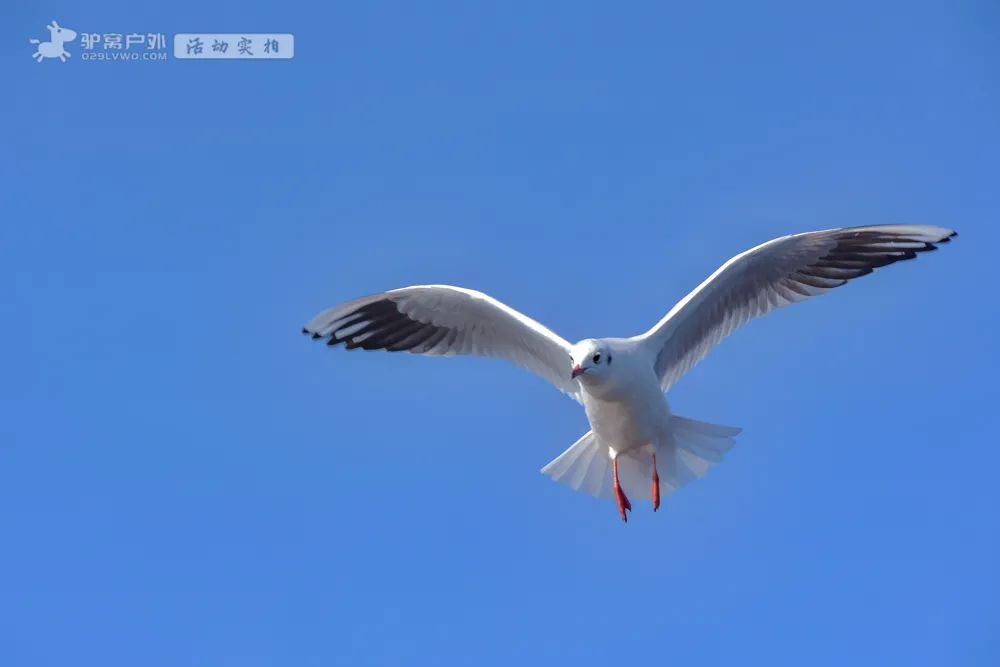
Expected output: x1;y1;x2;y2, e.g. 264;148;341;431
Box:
303;284;580;400
637;225;956;392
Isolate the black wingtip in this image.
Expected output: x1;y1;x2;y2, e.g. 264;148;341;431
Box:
302;327;324;341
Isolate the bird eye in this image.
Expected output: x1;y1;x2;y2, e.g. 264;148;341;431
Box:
592;353;601;363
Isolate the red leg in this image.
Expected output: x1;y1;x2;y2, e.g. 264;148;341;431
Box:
613;457;631;522
651;452;661;512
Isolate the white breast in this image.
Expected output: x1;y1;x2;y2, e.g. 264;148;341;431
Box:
579;350;672;453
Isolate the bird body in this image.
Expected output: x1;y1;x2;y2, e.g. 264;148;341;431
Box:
576;340;671;458
303;224;955;521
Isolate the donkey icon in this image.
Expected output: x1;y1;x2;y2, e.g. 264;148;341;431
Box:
30;21;77;63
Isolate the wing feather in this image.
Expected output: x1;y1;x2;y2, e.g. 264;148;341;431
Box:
638;225;956;391
303;284;580;400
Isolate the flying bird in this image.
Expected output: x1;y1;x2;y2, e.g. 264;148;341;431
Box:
303;225;955;522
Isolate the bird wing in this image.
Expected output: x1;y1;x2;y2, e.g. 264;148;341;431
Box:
303;284;581;401
636;224;956;392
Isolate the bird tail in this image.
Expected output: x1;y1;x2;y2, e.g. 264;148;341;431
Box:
540;416;741;501
663;416;741;495
540;430;611;498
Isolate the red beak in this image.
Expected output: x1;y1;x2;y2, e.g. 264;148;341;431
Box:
571;365;585;379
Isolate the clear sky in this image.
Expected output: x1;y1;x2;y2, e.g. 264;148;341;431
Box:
4;2;998;665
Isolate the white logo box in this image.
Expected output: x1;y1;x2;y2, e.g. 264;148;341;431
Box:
173;33;294;59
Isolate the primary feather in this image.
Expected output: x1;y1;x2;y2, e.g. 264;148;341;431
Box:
303;284;581;401
637;225;956;391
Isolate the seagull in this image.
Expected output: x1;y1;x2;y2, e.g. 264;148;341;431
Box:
303;225;955;522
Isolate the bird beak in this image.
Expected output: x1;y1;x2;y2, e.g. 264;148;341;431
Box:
571;365;586;379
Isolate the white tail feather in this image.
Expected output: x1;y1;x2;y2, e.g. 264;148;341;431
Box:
541;416;741;501
540;431;611;498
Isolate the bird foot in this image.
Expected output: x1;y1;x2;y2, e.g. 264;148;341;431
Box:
652;472;661;512
612;456;632;523
651;452;661;512
615;485;632;522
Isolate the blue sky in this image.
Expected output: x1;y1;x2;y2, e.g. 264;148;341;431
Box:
4;2;998;665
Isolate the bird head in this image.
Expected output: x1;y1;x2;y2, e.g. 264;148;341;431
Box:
570;339;611;381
